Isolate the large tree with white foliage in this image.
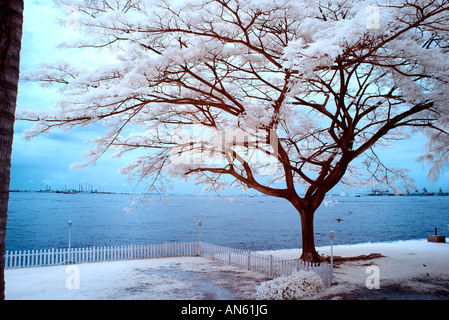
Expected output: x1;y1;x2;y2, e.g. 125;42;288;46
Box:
22;0;449;261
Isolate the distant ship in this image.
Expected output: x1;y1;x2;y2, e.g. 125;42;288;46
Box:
367;189;394;196
438;188;448;196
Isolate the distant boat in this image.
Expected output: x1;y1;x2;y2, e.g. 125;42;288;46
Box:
367;189;392;196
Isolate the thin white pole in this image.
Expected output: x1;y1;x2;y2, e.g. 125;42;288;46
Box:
329;231;334;284
68;221;72;263
68;221;72;250
198;221;202;255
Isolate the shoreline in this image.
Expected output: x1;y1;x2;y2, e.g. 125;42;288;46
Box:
4;238;449;300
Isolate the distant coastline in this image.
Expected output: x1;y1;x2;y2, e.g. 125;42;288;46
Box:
8;189;133;195
9;187;449;197
8;182;139;195
366;187;449;197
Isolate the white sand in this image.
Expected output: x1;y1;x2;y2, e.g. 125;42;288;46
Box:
5;239;449;300
4;256;267;300
264;238;449;281
262;238;449;299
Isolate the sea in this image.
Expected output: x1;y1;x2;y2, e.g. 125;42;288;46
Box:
5;191;449;252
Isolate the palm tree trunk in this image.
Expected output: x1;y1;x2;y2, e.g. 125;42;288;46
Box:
0;0;23;300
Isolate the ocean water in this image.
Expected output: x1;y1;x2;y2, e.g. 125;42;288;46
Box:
5;192;449;252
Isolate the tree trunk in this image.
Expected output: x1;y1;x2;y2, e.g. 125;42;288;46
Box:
0;0;23;300
292;188;329;263
299;209;322;262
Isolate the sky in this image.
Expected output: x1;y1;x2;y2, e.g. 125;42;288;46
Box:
11;0;219;194
10;0;448;195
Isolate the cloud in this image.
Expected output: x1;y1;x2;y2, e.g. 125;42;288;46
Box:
21;1;68;70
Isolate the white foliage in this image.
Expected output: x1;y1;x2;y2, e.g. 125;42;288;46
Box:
254;270;325;300
418;122;449;183
21;0;449;194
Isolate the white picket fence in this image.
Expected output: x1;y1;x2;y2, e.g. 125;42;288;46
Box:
199;242;332;287
4;241;332;287
3;242;199;268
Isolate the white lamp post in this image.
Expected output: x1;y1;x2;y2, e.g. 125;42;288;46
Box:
68;221;72;250
329;231;334;283
68;220;73;263
198;221;202;255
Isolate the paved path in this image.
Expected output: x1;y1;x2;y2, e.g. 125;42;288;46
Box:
5;256;268;300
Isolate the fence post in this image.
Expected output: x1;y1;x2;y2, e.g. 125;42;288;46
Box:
270;255;273;277
247;250;251;270
4;250;8;268
16;250;20;267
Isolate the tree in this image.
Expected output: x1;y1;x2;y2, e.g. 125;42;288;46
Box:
22;0;449;262
0;0;23;300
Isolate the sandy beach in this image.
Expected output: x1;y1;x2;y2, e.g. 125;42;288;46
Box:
265;239;449;300
4;239;449;300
